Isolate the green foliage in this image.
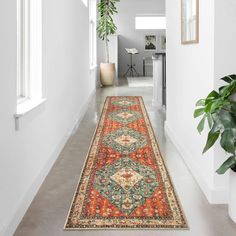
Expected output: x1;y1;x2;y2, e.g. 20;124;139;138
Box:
97;0;120;63
194;74;236;174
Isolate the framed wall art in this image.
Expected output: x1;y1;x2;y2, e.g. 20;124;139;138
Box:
144;35;157;51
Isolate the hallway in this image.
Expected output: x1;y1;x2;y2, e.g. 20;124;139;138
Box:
14;80;236;236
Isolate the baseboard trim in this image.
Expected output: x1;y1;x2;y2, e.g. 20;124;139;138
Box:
1;135;69;236
68;88;96;137
164;121;228;204
1;88;96;236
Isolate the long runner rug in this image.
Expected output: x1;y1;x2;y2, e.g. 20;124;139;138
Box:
65;96;187;230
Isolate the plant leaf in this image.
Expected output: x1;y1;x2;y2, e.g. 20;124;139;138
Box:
194;108;205;118
204;101;214;113
220;83;236;98
203;130;220;153
219;112;236;129
221;76;233;84
216;156;236;174
228;74;236;81
230;102;236;114
207;113;213;129
219;86;226;92
197;115;206;134
210;99;222;113
220;128;236;154
196;99;205;107
207;90;219;100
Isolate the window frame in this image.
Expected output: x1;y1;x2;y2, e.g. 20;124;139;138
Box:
16;0;43;107
17;0;30;103
89;0;97;69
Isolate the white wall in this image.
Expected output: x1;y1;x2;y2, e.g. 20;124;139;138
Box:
213;0;236;193
165;0;219;203
166;0;236;204
214;0;236;84
113;0;166;77
0;0;96;235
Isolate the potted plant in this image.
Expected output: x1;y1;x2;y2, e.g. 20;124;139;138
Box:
97;0;119;86
194;74;236;223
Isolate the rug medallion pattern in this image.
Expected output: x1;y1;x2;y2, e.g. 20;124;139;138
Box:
65;96;187;229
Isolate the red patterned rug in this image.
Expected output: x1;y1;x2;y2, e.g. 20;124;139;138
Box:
65;96;187;230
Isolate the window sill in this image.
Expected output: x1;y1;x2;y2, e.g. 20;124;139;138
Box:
15;98;47;118
14;98;47;130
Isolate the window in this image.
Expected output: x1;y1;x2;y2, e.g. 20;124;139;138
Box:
89;0;97;68
135;16;166;30
17;0;43;108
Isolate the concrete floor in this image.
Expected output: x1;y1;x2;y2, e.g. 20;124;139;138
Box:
14;80;236;236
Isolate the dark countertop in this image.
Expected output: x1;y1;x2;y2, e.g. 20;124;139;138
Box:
152;52;166;60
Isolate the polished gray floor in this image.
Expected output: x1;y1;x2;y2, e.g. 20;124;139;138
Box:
14;80;236;236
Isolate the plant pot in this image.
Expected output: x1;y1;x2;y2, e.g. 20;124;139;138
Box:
229;168;236;223
100;63;115;86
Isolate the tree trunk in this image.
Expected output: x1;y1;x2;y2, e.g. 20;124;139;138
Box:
104;1;109;63
105;36;109;63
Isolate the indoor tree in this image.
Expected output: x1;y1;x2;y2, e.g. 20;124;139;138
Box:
97;0;120;63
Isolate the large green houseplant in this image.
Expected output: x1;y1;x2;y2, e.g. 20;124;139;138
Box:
194;74;236;174
194;74;236;223
97;0;120;86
